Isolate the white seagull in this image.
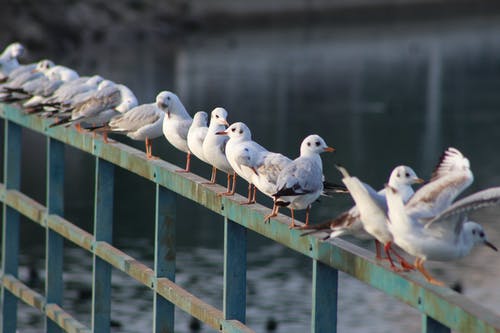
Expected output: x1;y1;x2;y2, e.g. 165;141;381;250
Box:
301;166;423;257
385;147;498;285
202;108;235;195
101;91;168;159
161;91;193;172
187;111;209;164
329;165;419;271
269;134;335;228
0;42;24;78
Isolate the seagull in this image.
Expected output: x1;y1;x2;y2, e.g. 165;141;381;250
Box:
97;91;167;159
301;166;423;257
48;81;122;130
0;42;24;78
25;75;104;113
385;147;498;285
0;59;54;89
161;91;193;172
0;60;54;101
0;59;54;88
386;184;499;286
217;122;277;204
187;111;209;164
202;108;235;195
4;65;79;103
21;67;80;109
329;165;418;271
269;134;334;228
51;84;137;131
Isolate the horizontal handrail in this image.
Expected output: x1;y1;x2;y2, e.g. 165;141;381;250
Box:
1;103;500;333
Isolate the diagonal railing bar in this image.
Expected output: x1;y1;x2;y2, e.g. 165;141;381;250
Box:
1;104;500;333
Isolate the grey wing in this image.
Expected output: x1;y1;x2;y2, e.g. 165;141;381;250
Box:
277;159;322;195
258;153;291;182
73;89;121;119
109;104;160;132
405;170;473;221
426;186;500;227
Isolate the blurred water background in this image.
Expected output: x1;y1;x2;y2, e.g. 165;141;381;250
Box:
2;2;500;332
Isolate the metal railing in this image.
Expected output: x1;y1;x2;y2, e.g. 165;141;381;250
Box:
0;103;499;333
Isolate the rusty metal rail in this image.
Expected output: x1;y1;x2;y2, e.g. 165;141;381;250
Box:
0;103;499;333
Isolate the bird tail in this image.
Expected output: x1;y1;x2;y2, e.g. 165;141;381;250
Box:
322;181;348;196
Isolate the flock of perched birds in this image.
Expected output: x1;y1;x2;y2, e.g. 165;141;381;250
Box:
1;42;498;286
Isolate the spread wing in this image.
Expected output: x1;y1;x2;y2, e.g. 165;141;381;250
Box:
405;148;473;221
426;186;500;228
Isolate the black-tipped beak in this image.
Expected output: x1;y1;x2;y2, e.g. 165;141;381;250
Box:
485;240;498;251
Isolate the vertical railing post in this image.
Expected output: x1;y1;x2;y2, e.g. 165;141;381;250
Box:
92;157;114;332
45;137;64;333
1;121;22;333
422;315;451;333
223;218;247;323
311;259;338;333
153;184;176;333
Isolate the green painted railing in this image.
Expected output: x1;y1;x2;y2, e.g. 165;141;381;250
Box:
0;103;499;333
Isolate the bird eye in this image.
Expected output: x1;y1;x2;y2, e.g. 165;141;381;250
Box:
239;130;243;134
307;142;311;147
231;128;236;132
167;96;171;101
405;172;410;177
315;141;320;147
480;231;485;237
216;115;219;118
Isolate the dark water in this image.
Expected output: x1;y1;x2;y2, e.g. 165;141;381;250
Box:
10;13;500;332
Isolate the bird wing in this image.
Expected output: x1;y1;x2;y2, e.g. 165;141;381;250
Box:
109;104;160;132
426;186;500;228
405;170;473;222
274;158;323;197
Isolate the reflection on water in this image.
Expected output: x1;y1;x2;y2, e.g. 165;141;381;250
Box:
11;13;500;332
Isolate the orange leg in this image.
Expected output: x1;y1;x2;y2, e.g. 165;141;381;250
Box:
220;173;237;197
288;208;296;229
177;152;191;172
375;240;382;260
211;167;217;184
75;123;84;133
415;258;445;286
384;242;402;272
225;172;231;192
203;167;217;185
296;205;313;229
230;173;236;195
240;184;256;205
217;172;232;196
264;203;279;223
390;247;415;271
